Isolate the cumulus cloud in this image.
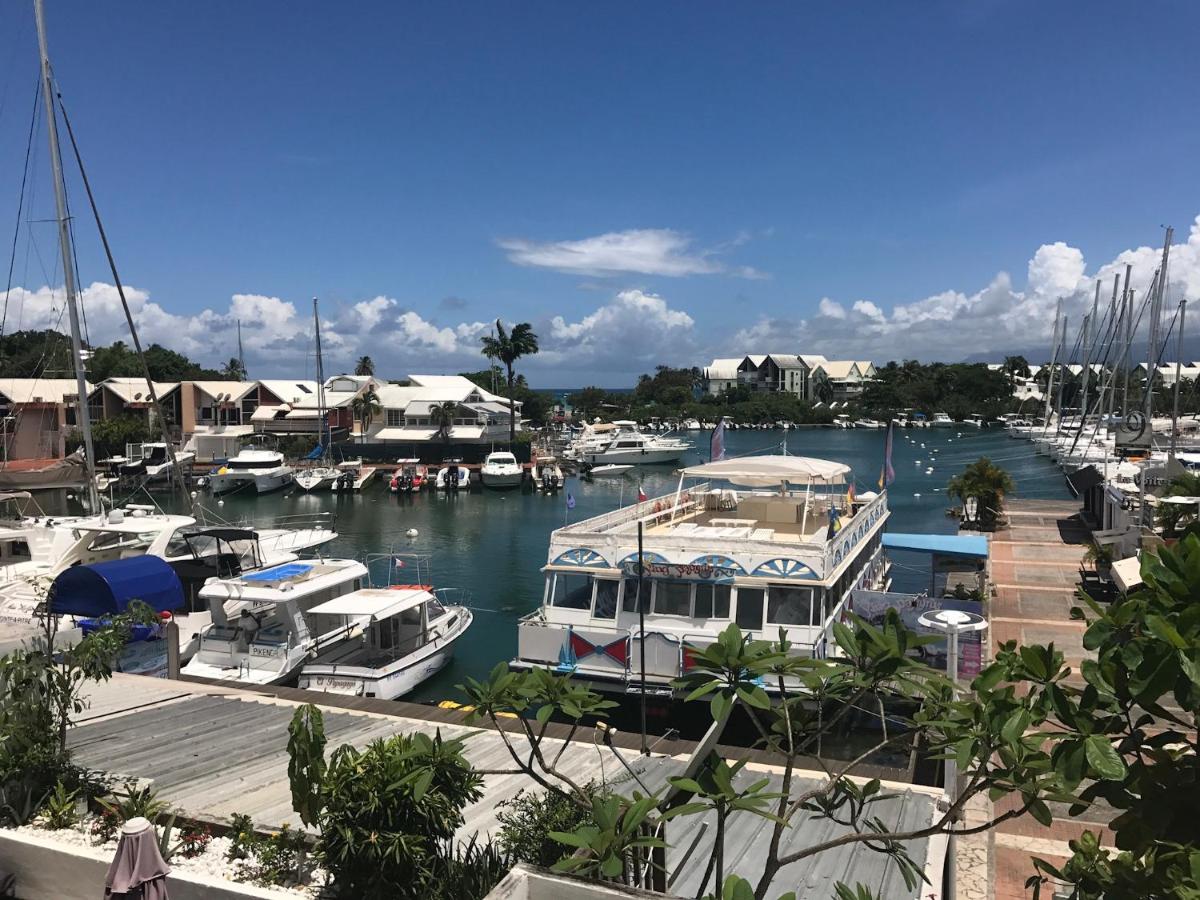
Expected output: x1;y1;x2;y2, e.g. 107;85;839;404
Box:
497;228;765;279
729;215;1200;362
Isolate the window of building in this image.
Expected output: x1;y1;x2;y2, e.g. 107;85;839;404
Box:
386;409;402;427
735;587;765;631
653;581;691;617
199;406;214;423
767;586;813;626
296;384;312;394
593;579;619;619
550;573;593;610
694;583;731;620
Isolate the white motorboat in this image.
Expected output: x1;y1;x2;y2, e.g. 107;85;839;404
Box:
833;415;854;429
297;587;472;699
480;451;523;490
930;412;955;427
963;414;985;427
182;558;369;685
532;455;564;492
209;446;293;495
581;421;691;466
294;466;339;492
512;454;891;697
587;464;634;477
853;418;884;429
435;462;471;491
118;443;196;482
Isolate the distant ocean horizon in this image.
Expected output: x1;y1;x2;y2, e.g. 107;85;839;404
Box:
534;386;633;396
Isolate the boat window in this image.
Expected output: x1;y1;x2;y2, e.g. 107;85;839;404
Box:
694;583;731;620
653;581;692;617
767;586;813;626
734;588;765;631
621;577;644;613
592;579;619;619
551;573;593;610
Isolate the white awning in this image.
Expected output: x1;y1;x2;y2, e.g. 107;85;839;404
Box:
284;408;322;419
678;455;851;486
308;588;431;619
373;427;437;441
250;406;281;421
1111;557;1143;593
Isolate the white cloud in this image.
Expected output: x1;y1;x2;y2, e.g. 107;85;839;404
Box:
729;215;1200;362
498;228;765;279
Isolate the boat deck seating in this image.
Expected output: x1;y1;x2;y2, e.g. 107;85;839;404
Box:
644;494;850;543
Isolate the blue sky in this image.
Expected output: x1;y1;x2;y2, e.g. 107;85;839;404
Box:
0;1;1197;385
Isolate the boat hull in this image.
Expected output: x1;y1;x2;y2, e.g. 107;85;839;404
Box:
209;468;294;495
584;447;684;465
481;470;523;489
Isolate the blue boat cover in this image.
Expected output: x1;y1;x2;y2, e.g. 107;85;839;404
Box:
50;556;184;617
881;532;988;559
241;562;313;582
304;443;324;460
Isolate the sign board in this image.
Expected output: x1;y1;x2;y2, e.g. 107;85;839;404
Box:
1114;411;1152;451
619;561;736;583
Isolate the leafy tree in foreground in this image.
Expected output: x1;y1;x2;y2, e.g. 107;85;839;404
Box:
460;612;1080;899
1030;534;1200;899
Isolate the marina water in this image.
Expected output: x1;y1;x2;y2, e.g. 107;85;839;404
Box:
148;427;1068;704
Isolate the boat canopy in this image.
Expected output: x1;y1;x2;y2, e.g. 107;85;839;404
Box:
881;532;988;559
308;587;432;620
50;556;183;617
678;455;850;486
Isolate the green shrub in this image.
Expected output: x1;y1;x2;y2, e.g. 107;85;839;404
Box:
37;780;79;830
497;787;594;867
318;730;484;899
226;813;256;862
98;780;168;823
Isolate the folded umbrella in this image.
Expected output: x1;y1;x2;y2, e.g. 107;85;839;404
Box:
105;816;170;900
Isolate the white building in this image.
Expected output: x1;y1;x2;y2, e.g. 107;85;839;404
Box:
364;375;519;448
703;358;742;395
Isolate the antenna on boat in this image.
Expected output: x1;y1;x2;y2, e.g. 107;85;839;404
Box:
34;0;100;511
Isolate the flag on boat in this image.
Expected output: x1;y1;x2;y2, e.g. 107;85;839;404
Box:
710;419;727;462
638;486;648;503
566;493;576;510
393;558;406;568
878;421;895;489
828;504;841;534
846;482;857;510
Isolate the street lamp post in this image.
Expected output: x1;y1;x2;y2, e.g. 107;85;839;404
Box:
918;608;989;900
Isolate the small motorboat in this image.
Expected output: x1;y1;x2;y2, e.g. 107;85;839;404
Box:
435;461;471;491
297;587;473;700
389;459;426;493
587;464;634;477
532;455;564;492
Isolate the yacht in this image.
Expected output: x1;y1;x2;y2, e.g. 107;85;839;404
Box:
832;415;854;429
297;587;472;699
511;454;890;697
580;421;691;466
182;558;369;685
294;465;339;492
963;414;985;428
930;412;955;427
480;451;524;490
208;445;293;495
853;418;884;429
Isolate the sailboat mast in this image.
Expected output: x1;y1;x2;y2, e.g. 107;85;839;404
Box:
1170;299;1186;461
312;298;326;452
237;319;246;378
1145;227;1173;422
34;0;99;510
1120;264;1133;416
1042;298;1063;427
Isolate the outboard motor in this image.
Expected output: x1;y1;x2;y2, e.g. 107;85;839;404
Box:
401;473;413;492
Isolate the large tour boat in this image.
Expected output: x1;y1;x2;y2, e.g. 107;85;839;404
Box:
511;455;890;696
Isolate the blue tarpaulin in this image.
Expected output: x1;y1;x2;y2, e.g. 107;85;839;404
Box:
881;532;989;559
304;444;324;460
50;556;184;617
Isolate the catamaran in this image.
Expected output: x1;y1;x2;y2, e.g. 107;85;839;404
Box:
511;455;890;697
208;439;293;495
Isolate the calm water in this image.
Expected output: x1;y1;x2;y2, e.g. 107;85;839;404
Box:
152;427;1068;704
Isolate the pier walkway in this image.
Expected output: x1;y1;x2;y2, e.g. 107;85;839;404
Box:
969;499;1116;900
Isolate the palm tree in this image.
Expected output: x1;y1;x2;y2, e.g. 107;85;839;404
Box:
430;400;459;452
222;357;247;381
947;457;1015;529
355;356;375;377
1156;471;1200;537
811;368;834;404
350;388;382;444
480;320;539;445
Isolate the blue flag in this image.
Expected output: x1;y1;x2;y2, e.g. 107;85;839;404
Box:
710;419;727;462
566;493;576;510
